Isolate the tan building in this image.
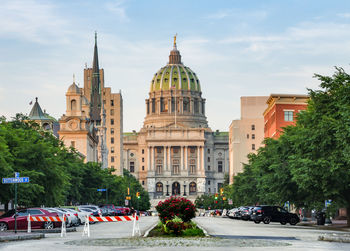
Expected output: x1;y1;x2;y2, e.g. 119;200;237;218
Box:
58;80;98;162
59;34;123;173
229;96;268;184
123;38;229;207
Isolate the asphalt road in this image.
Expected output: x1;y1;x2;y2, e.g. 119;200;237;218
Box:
0;216;349;250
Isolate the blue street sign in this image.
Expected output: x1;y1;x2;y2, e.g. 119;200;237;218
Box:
15;172;20;178
2;177;30;184
97;189;107;192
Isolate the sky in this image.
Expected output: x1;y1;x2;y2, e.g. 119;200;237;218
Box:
1;0;350;132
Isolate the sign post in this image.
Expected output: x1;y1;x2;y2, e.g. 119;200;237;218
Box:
97;189;108;204
2;172;30;234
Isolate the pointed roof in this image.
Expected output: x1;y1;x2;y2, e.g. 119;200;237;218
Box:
92;32;99;74
29;97;51;121
90;32;102;122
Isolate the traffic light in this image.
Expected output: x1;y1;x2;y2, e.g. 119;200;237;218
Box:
136;192;140;199
214;193;218;200
220;188;224;195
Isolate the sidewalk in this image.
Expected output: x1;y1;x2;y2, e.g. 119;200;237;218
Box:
0;231;44;242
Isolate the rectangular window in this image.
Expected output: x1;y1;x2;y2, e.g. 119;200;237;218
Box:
247;134;249;139
111;137;114;144
208;165;210;171
172;165;179;174
252;144;255;150
103;100;106;104
251;124;255;130
111;100;114;106
284;111;293;121
129;162;135;173
208;157;210;162
111;128;114;134
157;147;162;153
142;166;144;171
142;157;144;162
142;180;145;185
110;109;114;116
142;149;144;154
71;141;75;148
156;165;162;174
111;156;115;162
207;149;210;154
252;134;255;139
190;165;196;174
111;147;115;153
111;119;114;125
208;180;211;185
152;98;156;113
218;161;223;172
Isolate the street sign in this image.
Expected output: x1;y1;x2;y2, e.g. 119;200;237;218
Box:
228;199;233;205
2;177;30;184
15;172;20;178
125;199;129;206
97;189;107;192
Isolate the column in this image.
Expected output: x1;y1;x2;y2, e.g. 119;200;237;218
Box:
151;146;154;171
168;146;171;171
197;146;200;171
163;146;167;171
184;146;188;171
201;146;204;171
180;97;183;114
147;147;151;171
180;146;184;170
168;98;171;114
199;98;202;115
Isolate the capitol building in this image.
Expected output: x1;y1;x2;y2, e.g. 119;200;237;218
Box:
123;38;229;206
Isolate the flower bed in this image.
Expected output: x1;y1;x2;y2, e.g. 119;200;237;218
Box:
148;196;204;237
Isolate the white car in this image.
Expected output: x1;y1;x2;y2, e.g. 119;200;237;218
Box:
47;208;79;227
63;208;89;225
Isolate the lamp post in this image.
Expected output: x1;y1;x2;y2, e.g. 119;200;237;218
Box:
166;181;169;196
183;181;187;196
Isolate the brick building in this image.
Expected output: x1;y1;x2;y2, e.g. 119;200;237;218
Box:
264;94;308;139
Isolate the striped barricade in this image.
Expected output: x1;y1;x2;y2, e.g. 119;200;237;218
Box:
27;214;67;237
82;214;140;238
88;215;138;222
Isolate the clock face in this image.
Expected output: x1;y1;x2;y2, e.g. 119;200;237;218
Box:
69;121;78;130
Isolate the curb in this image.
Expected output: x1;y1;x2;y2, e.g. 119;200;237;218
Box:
7;227;77;234
195;222;210;237
0;233;45;242
143;222;159;237
319;234;350;243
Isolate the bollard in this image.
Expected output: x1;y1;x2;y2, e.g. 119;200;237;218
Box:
132;213;141;237
60;214;66;237
27;214;31;233
82;215;90;237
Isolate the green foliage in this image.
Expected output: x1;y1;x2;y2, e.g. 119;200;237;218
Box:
227;67;350;224
195;193;233;209
156;196;196;223
0;115;150;210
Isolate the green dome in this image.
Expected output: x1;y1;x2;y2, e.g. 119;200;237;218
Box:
150;64;201;92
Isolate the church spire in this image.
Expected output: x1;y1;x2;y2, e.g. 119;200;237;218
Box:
90;32;102;123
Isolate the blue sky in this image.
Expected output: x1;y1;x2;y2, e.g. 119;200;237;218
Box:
1;0;350;132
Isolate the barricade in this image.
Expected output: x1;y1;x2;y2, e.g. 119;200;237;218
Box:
27;214;67;237
82;214;140;237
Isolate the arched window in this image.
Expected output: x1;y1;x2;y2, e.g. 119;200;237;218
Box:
189;182;196;194
156;182;163;194
172;182;180;195
71;99;77;111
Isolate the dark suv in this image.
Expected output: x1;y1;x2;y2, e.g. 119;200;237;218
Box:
251;206;299;225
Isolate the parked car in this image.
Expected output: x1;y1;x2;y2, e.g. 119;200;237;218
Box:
251;205;300;225
79;205;102;216
115;206;130;215
46;208;79;227
0;208;62;231
99;204;123;216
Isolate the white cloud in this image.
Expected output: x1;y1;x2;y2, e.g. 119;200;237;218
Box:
337;13;350;18
105;0;129;22
206;9;268;21
0;0;70;44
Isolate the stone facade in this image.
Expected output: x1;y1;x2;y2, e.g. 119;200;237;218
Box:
229;96;268;184
123;39;229;208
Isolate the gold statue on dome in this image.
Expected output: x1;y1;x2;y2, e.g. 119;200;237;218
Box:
174;33;177;47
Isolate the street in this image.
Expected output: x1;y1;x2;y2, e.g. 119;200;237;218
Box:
0;216;349;250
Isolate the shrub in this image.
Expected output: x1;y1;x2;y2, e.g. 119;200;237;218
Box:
155;196;196;223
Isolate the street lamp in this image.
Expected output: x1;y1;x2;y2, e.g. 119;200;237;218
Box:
183;181;187;196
